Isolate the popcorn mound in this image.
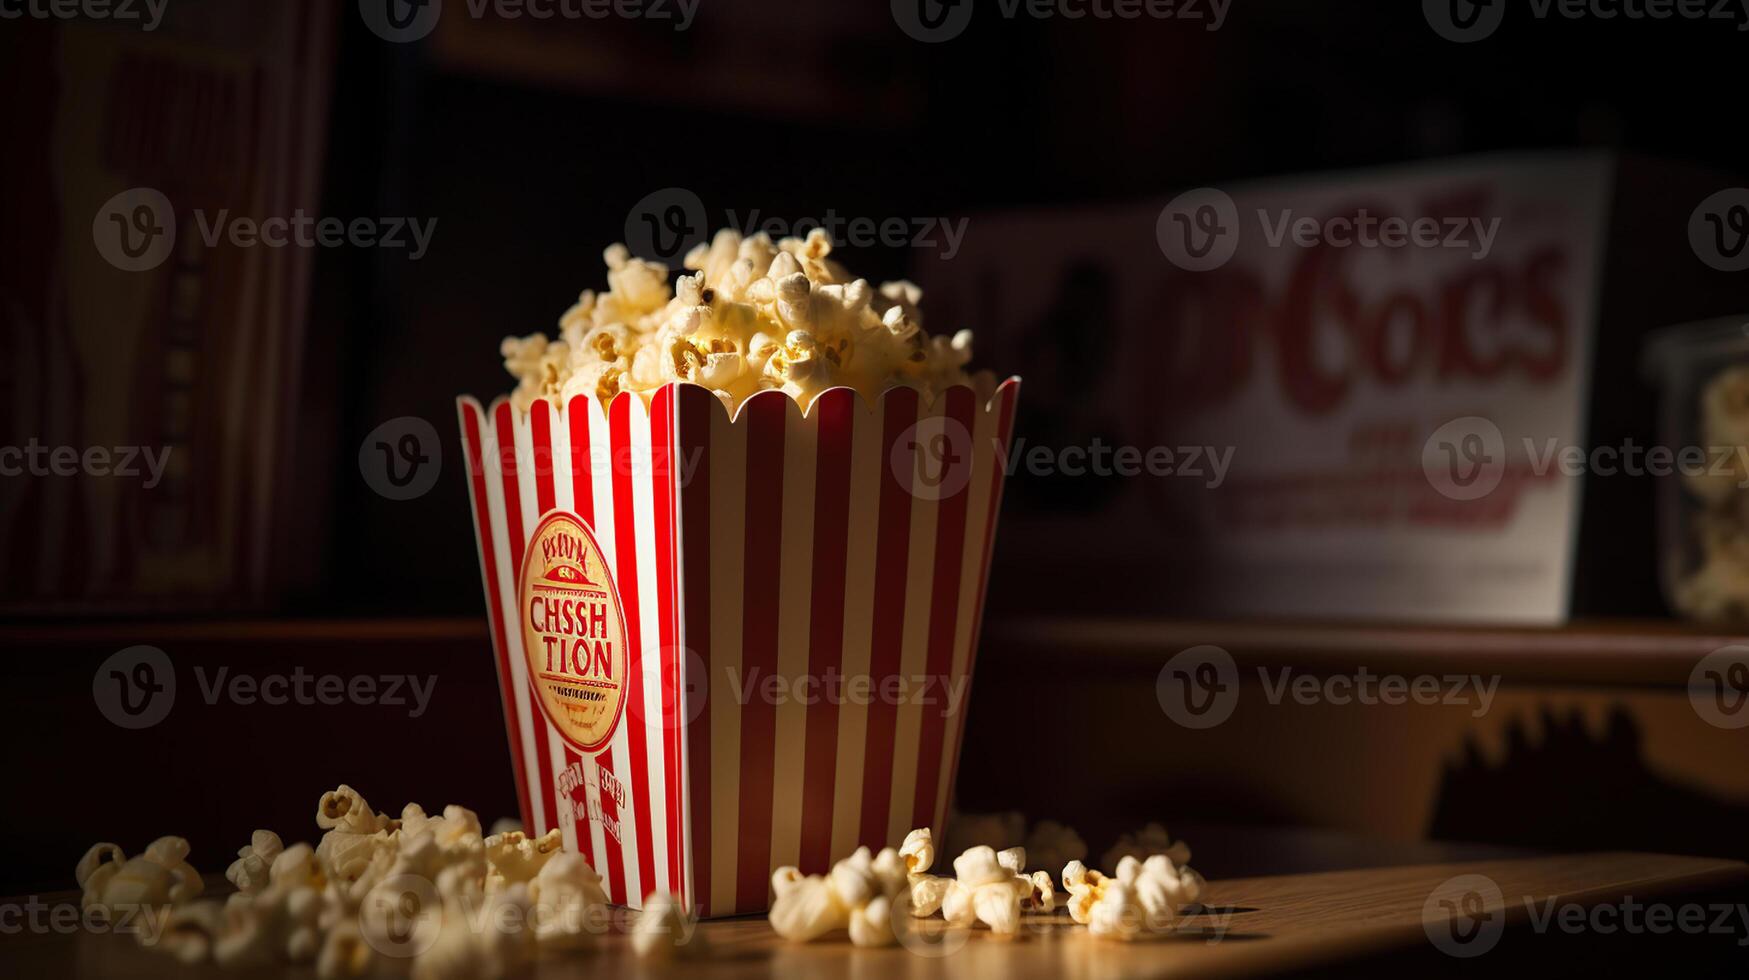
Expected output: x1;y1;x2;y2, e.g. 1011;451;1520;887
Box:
76;785;701;977
500;228;974;413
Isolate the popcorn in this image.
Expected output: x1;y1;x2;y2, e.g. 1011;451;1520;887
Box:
769;846;907;946
1023;872;1057;913
940;846;1027;938
525;851;610;949
1087;855;1203;941
1062;860;1111;926
79;837;203;915
632;891;703;958
483;827;563;891
1023;820;1087;878
145;899;225;964
899;827;950;917
500;228;976;413
768;867;848;942
226;831;285;897
1675;366;1749;617
315;920;375;980
1101;822;1192;872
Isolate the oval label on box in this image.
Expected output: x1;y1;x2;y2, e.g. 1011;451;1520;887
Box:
518;511;628;754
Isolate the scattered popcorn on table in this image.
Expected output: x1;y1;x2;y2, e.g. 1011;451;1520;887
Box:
483;827;563;892
1062;860;1111;926
500;229;975;414
768;866;847;942
225;830;284;897
631;891;703;958
1023;871;1057;913
900;827;950;917
150;900;226;964
768;846;908;947
526;852;610;950
1087;855;1203;941
78;836;203;915
940;845;1028;938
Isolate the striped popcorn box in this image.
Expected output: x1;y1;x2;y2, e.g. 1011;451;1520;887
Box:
457;377;1020;916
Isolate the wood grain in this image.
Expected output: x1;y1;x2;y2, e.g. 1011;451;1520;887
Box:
5;852;1744;978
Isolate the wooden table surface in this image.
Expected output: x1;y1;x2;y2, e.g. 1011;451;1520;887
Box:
8;851;1747;978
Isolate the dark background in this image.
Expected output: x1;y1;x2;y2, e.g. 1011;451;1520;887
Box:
3;0;1749;897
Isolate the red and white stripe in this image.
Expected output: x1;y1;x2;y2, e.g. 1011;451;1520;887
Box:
458;378;1019;917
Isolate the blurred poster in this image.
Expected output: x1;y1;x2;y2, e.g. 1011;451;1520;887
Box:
0;1;337;612
922;153;1619;624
